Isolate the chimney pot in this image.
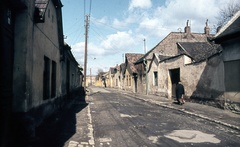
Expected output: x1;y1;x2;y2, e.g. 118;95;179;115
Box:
184;20;191;34
204;19;210;35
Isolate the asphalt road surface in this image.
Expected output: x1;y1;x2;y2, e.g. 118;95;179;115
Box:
87;87;240;147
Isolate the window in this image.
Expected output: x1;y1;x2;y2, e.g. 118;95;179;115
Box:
43;56;50;100
129;75;131;86
224;60;240;91
51;61;56;98
52;15;54;23
48;9;50;18
43;57;57;100
153;71;158;86
7;9;11;25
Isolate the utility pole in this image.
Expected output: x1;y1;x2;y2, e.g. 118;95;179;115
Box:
143;38;146;53
84;15;89;90
143;58;148;95
90;68;92;86
143;38;148;95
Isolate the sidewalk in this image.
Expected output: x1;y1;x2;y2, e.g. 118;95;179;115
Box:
110;88;240;132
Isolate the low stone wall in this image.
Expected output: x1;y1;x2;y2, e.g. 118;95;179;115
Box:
188;96;240;114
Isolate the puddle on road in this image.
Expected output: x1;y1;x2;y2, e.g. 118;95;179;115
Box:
120;113;137;118
148;136;160;143
164;130;221;143
99;138;112;142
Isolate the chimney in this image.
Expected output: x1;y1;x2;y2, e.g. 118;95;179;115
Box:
216;26;222;33
184;20;191;34
204;19;210;35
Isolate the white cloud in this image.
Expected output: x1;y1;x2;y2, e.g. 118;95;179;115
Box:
71;42;105;61
100;31;136;51
93;16;108;25
134;0;233;38
129;0;152;11
113;18;128;28
72;31;136;59
70;0;235;75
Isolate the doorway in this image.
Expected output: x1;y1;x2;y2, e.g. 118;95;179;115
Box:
169;68;180;98
134;75;137;93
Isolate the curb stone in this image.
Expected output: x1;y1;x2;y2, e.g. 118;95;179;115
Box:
124;93;240;132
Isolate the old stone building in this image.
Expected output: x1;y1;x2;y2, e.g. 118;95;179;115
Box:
213;11;240;111
86;75;96;87
107;67;116;88
119;63;126;89
63;43;83;95
0;0;83;146
124;53;144;92
148;42;223;100
111;64;120;89
135;21;216;97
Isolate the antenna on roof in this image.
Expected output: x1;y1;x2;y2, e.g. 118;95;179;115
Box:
178;28;182;33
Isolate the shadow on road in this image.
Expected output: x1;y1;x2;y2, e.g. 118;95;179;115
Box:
32;97;88;147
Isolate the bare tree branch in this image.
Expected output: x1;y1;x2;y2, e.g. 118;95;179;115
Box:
216;0;240;28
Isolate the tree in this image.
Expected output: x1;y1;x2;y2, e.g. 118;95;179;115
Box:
97;68;104;74
96;68;104;81
216;0;240;29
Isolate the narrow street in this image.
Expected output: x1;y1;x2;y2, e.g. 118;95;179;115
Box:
66;87;240;147
33;87;240;147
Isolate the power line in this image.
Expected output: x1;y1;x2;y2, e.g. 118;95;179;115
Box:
90;18;122;32
89;0;92;17
84;0;85;25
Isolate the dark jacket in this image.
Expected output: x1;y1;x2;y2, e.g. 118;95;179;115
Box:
176;83;185;99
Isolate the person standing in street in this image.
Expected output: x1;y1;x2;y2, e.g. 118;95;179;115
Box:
176;81;185;105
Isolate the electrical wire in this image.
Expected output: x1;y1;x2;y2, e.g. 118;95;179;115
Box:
90;23;133;56
90;18;122;32
65;19;83;36
84;0;86;18
89;0;92;17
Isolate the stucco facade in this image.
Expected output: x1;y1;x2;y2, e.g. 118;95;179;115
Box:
112;65;121;89
135;22;224;100
123;53;144;93
214;11;240;106
13;0;62;112
151;54;224;100
0;0;83;146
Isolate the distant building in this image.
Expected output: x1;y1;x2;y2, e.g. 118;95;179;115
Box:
112;64;121;89
95;71;107;87
86;75;96;87
124;53;144;92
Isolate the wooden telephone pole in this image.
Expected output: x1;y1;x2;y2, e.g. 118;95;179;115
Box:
84;15;89;90
143;38;146;53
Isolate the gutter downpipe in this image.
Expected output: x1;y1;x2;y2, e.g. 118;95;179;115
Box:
143;58;148;95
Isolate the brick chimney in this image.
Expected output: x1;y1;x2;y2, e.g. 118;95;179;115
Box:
204;19;210;35
184;20;191;34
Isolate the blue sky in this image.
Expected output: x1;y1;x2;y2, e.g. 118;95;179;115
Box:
61;0;235;75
